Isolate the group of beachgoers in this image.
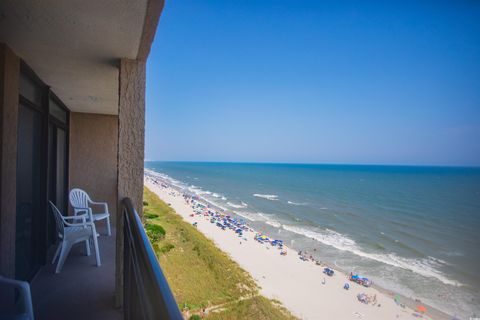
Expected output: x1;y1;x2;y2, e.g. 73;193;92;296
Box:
182;192;301;259
179;188;378;298
357;293;378;306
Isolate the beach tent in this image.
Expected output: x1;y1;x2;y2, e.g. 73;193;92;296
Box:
394;294;401;304
323;268;334;276
416;305;427;314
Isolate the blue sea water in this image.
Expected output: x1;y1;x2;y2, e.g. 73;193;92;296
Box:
145;161;480;318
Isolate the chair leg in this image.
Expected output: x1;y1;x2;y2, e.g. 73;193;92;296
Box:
85;239;91;256
52;242;62;264
106;216;111;236
91;226;101;267
55;242;72;274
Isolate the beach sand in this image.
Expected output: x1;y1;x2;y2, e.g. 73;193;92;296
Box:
145;177;438;320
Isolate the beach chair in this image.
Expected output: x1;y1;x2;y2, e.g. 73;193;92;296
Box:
69;188;111;236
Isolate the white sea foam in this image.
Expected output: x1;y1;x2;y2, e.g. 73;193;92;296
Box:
206;200;228;212
281;224;460;286
233;211;257;222
211;193;221;198
253;194;279;201
187;185;212;196
287;201;308;206
227;202;248;209
265;220;282;228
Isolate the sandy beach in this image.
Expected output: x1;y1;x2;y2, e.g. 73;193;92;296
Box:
145;176;441;320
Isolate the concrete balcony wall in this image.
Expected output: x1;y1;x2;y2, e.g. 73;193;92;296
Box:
69;112;119;222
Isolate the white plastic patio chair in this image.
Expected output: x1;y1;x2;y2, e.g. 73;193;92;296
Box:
50;201;101;273
69;188;111;236
0;276;34;320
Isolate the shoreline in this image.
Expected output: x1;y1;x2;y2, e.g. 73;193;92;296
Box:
145;174;451;320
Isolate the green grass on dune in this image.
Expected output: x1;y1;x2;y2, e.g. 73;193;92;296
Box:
206;296;295;320
143;187;296;319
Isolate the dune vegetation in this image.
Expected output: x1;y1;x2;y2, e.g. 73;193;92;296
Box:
143;187;296;320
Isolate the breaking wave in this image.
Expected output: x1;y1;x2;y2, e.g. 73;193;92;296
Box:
287;201;308;206
281;224;460;286
227;202;248;209
253;194;279;201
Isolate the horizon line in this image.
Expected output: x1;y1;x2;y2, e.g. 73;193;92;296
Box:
143;159;480;169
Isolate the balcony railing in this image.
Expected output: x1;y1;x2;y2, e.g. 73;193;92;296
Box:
122;197;183;320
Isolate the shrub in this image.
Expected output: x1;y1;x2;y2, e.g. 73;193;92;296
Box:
158;243;175;254
145;223;166;243
144;212;159;219
189;315;202;320
143;200;149;206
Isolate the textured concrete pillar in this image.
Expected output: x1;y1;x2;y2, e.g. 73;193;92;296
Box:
115;58;146;307
0;43;19;278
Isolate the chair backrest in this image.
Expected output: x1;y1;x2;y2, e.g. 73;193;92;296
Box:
49;201;65;239
69;188;90;209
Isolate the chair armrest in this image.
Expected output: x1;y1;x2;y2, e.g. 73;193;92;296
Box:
64;213;88;220
62;214;93;228
73;207;90;214
71;207;94;222
88;200;109;212
64;220;94;228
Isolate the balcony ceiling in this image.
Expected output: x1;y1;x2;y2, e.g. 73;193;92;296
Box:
0;0;152;115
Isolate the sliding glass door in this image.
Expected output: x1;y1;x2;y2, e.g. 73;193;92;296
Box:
15;68;47;281
15;102;45;280
15;63;70;280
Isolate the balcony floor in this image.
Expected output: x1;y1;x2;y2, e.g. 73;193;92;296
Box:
31;226;122;320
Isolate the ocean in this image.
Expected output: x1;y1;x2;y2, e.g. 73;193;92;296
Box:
145;161;480;318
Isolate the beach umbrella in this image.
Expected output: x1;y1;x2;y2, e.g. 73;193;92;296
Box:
416;305;427;314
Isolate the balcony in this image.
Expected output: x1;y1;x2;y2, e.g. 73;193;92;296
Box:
31;227;120;320
27;198;182;320
0;1;169;319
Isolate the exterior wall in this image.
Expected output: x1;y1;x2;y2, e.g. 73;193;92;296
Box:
0;43;19;278
115;58;146;307
69;112;119;222
117;59;146;212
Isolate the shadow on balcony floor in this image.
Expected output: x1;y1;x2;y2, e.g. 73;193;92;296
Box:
31;227;122;320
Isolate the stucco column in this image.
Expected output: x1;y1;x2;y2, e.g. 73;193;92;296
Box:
0;43;19;279
115;58;146;307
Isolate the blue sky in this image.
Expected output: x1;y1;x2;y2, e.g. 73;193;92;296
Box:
145;0;480;166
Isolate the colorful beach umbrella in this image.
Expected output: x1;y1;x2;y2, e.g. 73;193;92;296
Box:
416;305;427;313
